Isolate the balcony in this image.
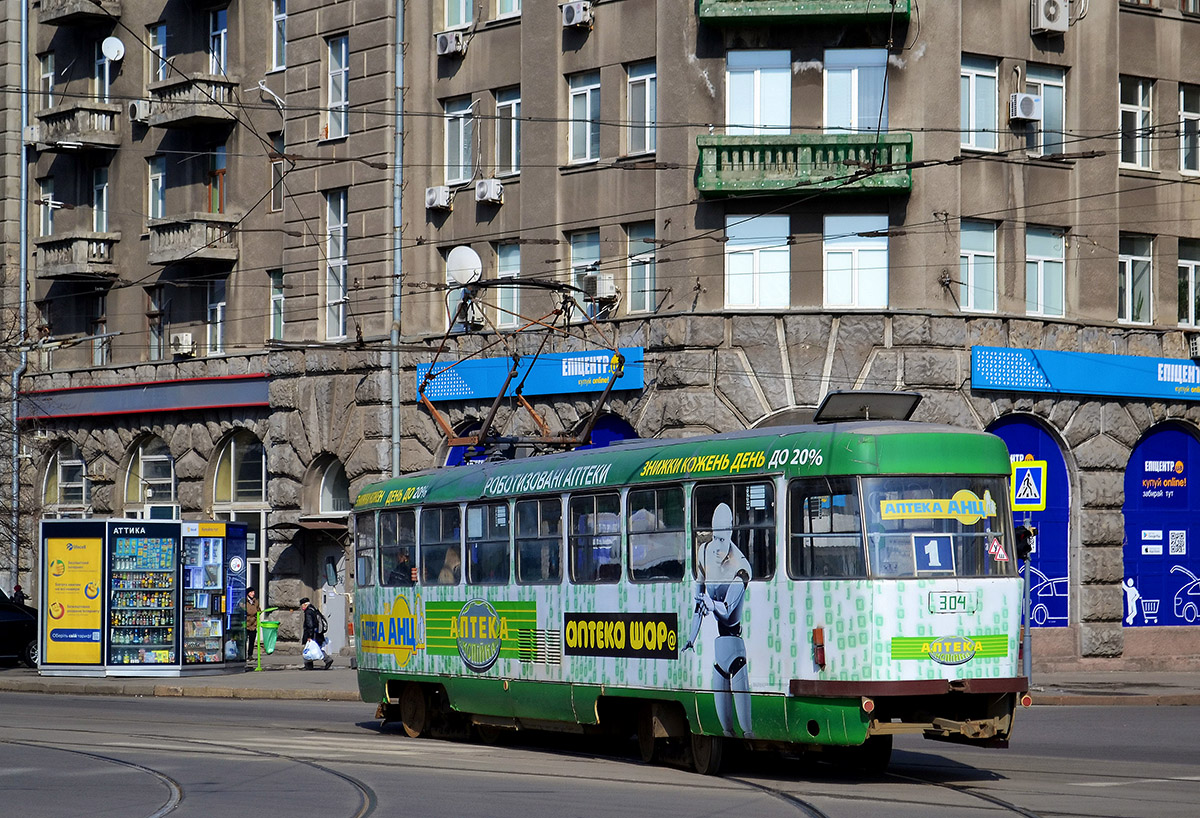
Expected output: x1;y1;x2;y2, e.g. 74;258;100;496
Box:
32;102;122;152
698;0;910;23
39;0;122;25
147;74;239;128
148;213;240;265
34;232;121;280
696;133;913;196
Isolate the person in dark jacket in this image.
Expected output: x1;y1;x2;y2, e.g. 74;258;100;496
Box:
300;597;333;670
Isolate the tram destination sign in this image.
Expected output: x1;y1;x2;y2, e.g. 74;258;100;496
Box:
417;347;645;402
972;346;1200;402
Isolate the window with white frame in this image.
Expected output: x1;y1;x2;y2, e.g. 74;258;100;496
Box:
1024;227;1065;317
207;279;227;354
1178;241;1200;326
320;461;351;514
627;62;656;154
824;49;888;134
445;96;475;184
125;436;176;509
960;55;998;150
327;35;349;139
1119;76;1153;168
270;132;285;211
726;215;790;309
147;24;167;85
569;71;601;163
272;0;287;71
93;40;111;102
627;222;656;313
1025;64;1065;156
90;294;110;365
569;229;600;318
269;269;285;339
44;442;90;516
1182;85;1199;173
1118;235;1152;324
496;243;520;328
147;285;164;361
726;50;790;135
148;156;165;221
92;167;109;233
38;178;54;237
209;9;228;75
447;0;471;27
824;215;888;309
959;220;997;312
213;430;266;506
495;88;520;175
325;189;349;339
39;53;54;107
497;0;520;16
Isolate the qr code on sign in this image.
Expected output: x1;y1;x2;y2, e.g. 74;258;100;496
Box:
1169;530;1187;556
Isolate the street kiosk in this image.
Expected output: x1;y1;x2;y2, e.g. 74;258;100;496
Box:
39;518;248;677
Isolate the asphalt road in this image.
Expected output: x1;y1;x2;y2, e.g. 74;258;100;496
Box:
2;693;1198;818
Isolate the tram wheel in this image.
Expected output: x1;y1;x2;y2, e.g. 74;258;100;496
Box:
399;683;429;739
636;705;659;764
473;722;504;745
688;733;724;776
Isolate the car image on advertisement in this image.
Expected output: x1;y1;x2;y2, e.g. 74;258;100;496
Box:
1171;565;1200;624
0;588;37;668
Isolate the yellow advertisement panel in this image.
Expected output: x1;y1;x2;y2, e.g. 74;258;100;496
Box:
44;537;104;664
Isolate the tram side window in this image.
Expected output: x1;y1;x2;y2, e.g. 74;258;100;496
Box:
628;486;685;582
693;481;776;580
787;478;865;578
466;502;511;585
354;512;376;588
421;506;462;585
379;509;417;586
569;492;621;584
515;498;563;584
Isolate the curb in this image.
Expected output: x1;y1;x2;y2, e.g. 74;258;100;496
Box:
0;679;362;702
1032;693;1200;707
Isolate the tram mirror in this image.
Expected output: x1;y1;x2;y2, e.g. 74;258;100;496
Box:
1015;524;1037;560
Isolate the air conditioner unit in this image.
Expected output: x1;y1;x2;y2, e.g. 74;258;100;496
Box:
562;1;593;28
425;185;452;210
169;332;195;356
435;30;466;57
129;99;151;123
1031;0;1069;35
584;271;616;300
22;125;41;145
1009;93;1044;122
475;178;503;204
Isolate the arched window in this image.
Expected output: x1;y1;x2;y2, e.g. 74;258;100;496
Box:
124;436;177;517
320;460;350;514
43;442;90;517
212;430;269;602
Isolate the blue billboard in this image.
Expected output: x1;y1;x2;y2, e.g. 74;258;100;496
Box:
1122;427;1200;627
417;348;644;402
972;346;1200;403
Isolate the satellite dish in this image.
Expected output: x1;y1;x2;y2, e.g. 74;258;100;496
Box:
446;245;483;286
101;37;126;62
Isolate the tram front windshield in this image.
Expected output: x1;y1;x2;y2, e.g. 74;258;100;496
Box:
862;476;1016;578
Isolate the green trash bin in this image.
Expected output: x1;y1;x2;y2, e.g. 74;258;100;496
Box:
259;620;279;655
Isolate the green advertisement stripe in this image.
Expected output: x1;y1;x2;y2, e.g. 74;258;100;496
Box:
891;634;1008;660
425;601;538;656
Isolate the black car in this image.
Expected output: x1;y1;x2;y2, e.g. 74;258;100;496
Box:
0;589;37;668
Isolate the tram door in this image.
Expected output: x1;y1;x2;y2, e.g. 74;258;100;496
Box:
318;544;348;654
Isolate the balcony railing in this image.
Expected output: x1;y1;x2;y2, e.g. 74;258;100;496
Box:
34;232;120;280
33;102;122;151
698;0;910;23
147;74;239;128
148;213;240;265
696;133;913;195
39;0;122;25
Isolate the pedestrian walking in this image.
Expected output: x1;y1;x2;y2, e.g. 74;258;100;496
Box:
300;597;333;670
245;589;260;661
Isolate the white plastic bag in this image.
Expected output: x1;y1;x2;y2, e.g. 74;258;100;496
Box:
302;639;323;661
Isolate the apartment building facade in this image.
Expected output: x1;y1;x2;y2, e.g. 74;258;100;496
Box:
12;0;1200;668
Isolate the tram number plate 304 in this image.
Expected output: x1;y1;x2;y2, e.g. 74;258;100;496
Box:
929;591;977;614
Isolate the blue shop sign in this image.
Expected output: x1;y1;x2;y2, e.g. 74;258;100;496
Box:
972;346;1200;402
417;348;644;402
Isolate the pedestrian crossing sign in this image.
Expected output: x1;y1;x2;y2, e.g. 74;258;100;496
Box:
1011;460;1047;512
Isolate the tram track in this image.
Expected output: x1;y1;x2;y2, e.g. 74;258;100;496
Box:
887;769;1046;818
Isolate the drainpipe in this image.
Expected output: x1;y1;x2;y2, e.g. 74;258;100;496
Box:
390;0;404;477
11;0;31;591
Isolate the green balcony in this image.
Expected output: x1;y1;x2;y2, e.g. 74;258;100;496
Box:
696;133;913;196
699;0;911;23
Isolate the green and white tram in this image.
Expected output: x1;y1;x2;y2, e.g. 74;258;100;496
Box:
351;392;1029;774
